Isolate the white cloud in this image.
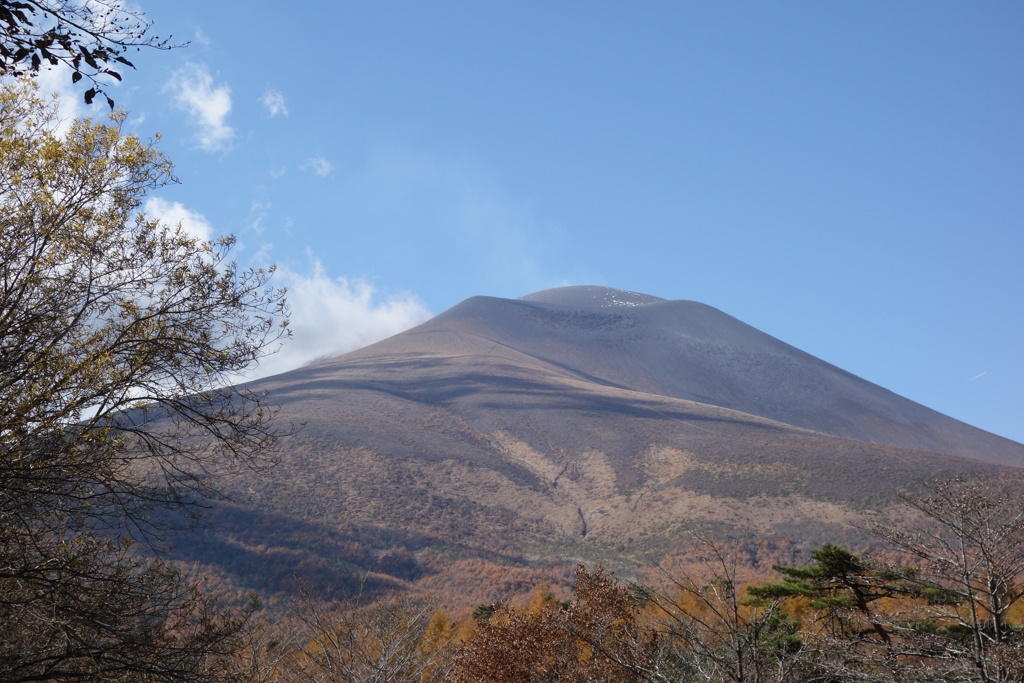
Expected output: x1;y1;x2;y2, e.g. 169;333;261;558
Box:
164;63;234;152
250;261;432;379
260;89;288;117
143;197;213;243
304;156;333;176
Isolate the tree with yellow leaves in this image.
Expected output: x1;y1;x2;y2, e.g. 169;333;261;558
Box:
0;80;288;681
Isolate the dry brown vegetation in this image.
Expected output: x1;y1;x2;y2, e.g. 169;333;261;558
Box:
223;485;1024;682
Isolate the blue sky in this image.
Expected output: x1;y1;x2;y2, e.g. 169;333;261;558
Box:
36;2;1023;445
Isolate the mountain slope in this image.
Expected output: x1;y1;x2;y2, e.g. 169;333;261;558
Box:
184;286;1023;602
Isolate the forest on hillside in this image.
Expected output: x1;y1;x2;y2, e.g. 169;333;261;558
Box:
195;475;1024;683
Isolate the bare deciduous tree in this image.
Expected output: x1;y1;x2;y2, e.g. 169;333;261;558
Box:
644;531;804;683
870;476;1024;683
267;588;454;683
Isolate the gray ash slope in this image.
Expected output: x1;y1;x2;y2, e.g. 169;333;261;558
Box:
318;285;1022;467
205;285;1024;582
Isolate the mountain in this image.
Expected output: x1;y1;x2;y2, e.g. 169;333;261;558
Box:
426;285;1023;466
179;286;1024;603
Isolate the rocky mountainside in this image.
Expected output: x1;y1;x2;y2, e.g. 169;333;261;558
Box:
177;287;1024;603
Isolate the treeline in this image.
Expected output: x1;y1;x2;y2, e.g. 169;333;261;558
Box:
219;476;1024;683
165;499;580;608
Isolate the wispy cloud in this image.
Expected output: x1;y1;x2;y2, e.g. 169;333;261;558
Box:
248;200;271;233
260;89;288;117
143;197;213;242
304;156;333;176
165;62;234;152
250;260;432;379
350;145;580;296
967;371;988;383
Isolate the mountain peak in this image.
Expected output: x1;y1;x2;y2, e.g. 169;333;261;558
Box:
518;285;666;309
334;286;1023;467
